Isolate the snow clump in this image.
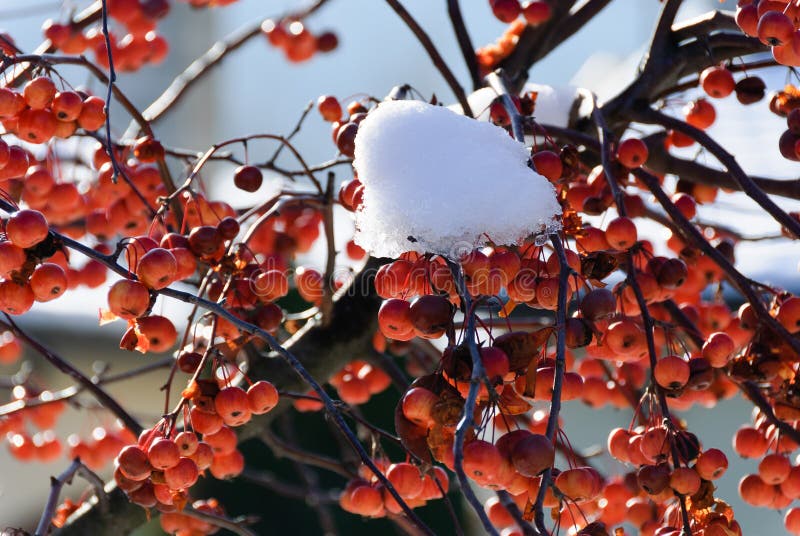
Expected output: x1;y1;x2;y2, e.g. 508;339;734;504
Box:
352;99;561;259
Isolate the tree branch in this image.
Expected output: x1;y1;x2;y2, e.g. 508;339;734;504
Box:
448;263;499;536
36;459;108;536
0;316;142;435
384;0;472;117
136;0;331;129
643;132;800;201
447;0;481;91
532;235;570;536
631;106;800;238
671;10;739;43
642;0;684;72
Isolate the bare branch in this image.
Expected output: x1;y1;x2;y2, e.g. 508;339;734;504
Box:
631;106;800;238
36;459;108;536
0;316;142;435
138;0;331;128
486;70;525;141
643;132;800;201
447;263;500;536
672;9;739;43
384;0;472;117
447;0;481;91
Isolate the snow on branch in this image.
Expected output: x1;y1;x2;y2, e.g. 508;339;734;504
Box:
352;100;561;259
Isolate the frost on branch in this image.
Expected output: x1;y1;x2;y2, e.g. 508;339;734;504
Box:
352;100;561;259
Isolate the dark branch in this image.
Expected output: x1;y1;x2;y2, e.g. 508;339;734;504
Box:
384;0;472;117
447;0;481;91
643;132;800;201
0;316;142;435
631;106;800;238
36;459;108;536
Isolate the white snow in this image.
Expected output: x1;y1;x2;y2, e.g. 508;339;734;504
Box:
448;87;495;120
352;100;561;259
524;83;582;128
449;84;580;128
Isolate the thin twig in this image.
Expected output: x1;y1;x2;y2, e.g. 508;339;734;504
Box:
0;357;173;418
532;235;569;535
631;106;800;238
486;70;524;142
182;506;258;536
320;173;336;326
260;430;353;478
447;0;480;91
447;261;500;536
99;0;120;183
35;458;108;536
0;316;142;435
384;0;472;117
268;101;314;165
278;416;340;536
240;466;338;503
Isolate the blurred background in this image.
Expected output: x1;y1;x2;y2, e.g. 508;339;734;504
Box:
0;0;798;534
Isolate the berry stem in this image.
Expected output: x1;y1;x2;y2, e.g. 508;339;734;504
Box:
447;260;501;536
532;235;570;536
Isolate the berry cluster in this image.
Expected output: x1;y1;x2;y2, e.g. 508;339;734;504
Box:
3;386;66;462
0;77;105;145
329;360;391;405
477;1;552;74
324;78;799;532
67;425;138;471
261;20;338;64
43;0;172;72
489;0;552;26
113;378;278;512
340;461;449;518
4;0;800;534
736;1;800;66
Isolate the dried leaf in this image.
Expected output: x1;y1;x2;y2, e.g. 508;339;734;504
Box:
523;497;535;522
431;391;465;428
494;329;552;373
98;309;119;326
688;479;716;510
774;401;800;421
499;384;532;415
580;251;619;280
